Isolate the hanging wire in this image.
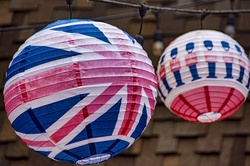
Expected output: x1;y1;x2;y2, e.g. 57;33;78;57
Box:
169;0;219;9
1;0;250;32
200;9;209;29
0;13;140;32
89;0;250;14
66;0;73;19
0;24;47;32
138;4;148;35
93;12;138;21
134;4;148;46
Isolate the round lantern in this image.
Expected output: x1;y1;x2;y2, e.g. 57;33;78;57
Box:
157;30;249;123
3;19;157;165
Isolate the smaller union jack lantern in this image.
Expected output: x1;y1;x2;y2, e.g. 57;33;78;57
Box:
3;19;157;165
157;30;250;123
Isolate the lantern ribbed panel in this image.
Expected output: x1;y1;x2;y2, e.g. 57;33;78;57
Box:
157;30;249;123
3;19;157;165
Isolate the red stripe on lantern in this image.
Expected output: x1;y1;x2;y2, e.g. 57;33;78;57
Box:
50;84;124;143
5;60;156;116
21;138;55;148
170;86;245;122
118;86;142;136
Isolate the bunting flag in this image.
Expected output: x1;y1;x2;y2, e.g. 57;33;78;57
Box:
157;30;250;123
4;19;157;165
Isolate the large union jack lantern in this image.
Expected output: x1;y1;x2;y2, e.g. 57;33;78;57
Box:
157;30;250;123
3;19;157;165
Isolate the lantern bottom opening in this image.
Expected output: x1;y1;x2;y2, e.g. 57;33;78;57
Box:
197;112;222;123
76;153;111;165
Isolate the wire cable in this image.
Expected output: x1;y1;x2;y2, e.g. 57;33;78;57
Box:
66;0;73;19
1;0;250;32
89;0;250;14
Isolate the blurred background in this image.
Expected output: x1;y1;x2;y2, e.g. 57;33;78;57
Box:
0;0;250;166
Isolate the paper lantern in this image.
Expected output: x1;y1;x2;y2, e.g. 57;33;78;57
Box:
157;30;249;123
3;19;157;165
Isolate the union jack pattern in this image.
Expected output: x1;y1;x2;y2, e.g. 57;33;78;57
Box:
4;19;157;164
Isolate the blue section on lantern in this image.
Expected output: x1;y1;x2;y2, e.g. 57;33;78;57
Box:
246;75;250;89
159;54;172;92
12;94;88;134
204;40;213;51
43;19;92;30
189;65;201;81
55;140;130;163
170;48;178;59
225;63;233;79
186;42;194;53
162;78;172;93
235;44;242;55
67;99;122;145
221;41;230;51
158;87;166;100
52;24;111;44
170;48;184;87
160;54;166;65
55;150;81;163
235;44;249;58
204;40;217;78
235;43;245;83
122;30;135;44
5;46;81;83
185;42;201;81
37;151;52;157
207;62;217;78
221;41;234;79
131;104;148;139
105;139;130;156
237;66;245;83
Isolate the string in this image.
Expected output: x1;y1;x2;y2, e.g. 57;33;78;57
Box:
138;4;148;35
200;9;209;29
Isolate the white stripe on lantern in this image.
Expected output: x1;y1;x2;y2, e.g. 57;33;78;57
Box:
8;83;111;123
